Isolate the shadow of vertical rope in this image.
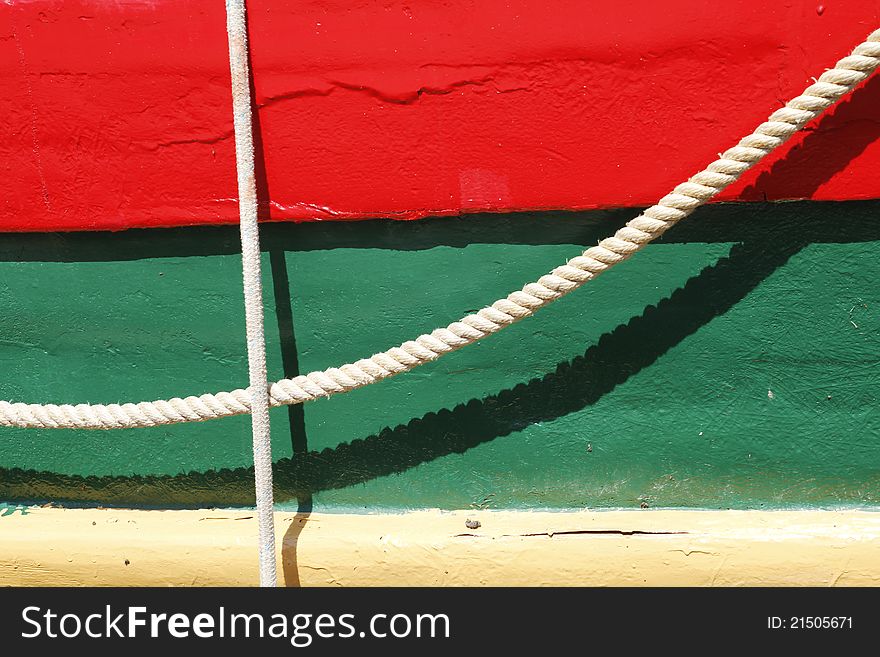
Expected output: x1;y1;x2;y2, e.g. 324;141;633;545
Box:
0;215;816;505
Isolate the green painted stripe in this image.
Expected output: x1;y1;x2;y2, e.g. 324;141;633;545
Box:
1;201;878;510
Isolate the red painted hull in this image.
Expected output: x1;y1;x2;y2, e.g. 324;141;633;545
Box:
1;1;878;232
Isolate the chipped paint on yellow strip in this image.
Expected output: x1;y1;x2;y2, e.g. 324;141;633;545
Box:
2;507;879;586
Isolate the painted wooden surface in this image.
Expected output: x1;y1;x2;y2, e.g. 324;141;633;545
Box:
4;507;880;586
0;201;878;510
1;1;880;232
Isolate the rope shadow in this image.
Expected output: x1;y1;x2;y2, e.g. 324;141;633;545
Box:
2;198;878;263
281;500;312;587
739;73;880;201
0;208;841;506
0;77;878;507
250;35;313;510
1;67;876;263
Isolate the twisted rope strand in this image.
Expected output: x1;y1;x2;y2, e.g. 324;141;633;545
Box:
225;0;277;588
2;28;878;430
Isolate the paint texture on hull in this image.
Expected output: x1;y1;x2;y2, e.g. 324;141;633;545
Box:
0;202;878;511
3;508;880;586
2;1;880;231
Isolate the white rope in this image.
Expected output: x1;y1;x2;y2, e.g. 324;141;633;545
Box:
1;28;878;432
225;0;276;588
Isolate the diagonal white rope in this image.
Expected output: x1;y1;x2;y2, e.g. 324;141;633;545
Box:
1;28;878;431
225;0;276;588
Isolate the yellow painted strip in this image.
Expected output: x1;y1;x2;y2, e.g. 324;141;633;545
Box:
2;507;879;586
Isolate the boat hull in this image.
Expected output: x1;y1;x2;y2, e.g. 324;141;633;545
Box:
1;0;879;231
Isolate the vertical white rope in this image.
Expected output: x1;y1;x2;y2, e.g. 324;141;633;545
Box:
224;0;277;588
